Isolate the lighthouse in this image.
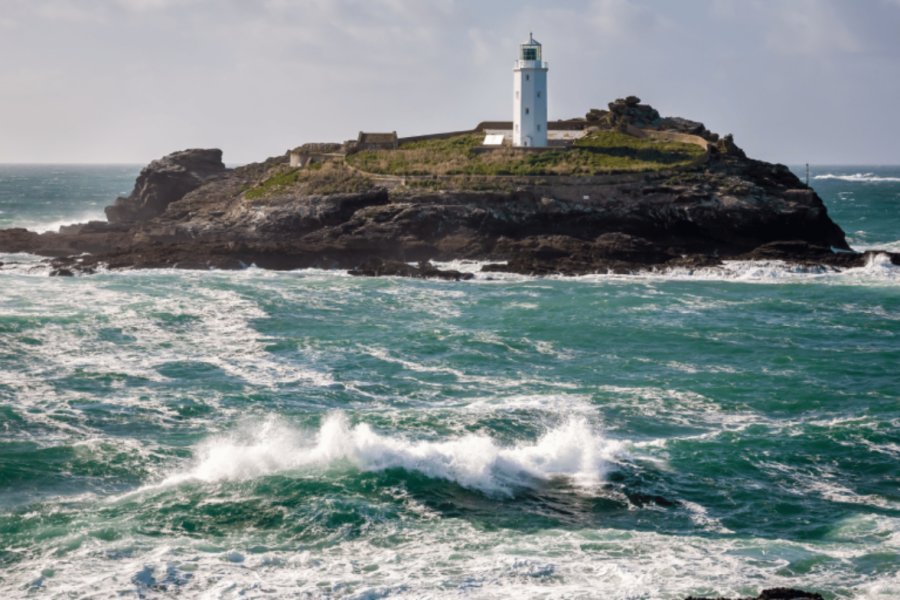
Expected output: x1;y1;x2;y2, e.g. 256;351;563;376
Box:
513;33;548;147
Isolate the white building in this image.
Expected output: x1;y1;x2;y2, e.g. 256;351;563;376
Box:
513;33;548;147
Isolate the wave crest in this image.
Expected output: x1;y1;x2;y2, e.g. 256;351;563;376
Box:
162;413;628;495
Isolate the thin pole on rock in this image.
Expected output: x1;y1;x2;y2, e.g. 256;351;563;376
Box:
806;163;810;186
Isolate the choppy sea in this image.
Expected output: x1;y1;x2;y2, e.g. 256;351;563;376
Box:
0;165;898;600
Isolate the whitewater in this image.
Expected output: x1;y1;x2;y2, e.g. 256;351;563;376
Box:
0;165;899;599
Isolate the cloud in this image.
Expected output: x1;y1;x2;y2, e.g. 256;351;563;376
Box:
710;0;863;56
763;0;861;56
588;0;668;43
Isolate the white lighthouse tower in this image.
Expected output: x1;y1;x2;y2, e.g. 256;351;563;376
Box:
513;33;548;147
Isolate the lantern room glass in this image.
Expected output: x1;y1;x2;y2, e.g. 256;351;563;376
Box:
520;45;541;61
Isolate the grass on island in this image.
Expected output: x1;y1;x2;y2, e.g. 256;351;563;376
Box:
243;162;371;199
345;131;706;178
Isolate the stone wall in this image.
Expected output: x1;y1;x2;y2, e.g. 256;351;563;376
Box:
397;130;478;146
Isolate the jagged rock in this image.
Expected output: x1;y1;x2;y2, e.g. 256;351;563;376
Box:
590;97;664;131
49;268;74;277
716;134;747;159
104;149;226;223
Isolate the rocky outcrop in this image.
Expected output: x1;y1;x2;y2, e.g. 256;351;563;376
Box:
685;587;824;600
716;134;747;159
348;258;473;280
105;149;226;223
2;102;898;277
587;96;720;142
7;141;892;276
0;223;133;258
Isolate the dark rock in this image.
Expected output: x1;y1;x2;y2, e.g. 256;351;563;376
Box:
4;99;896;277
738;240;866;267
593;98;683;134
348;258;473;281
662;255;723;270
715;134;747;159
740;241;900;269
58;220;122;236
481;234;676;276
684;587;824;600
49;268;74;277
105;149;226;223
58;223;85;235
664;117;708;136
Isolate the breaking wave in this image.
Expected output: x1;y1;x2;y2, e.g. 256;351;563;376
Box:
160;412;629;496
815;173;900;183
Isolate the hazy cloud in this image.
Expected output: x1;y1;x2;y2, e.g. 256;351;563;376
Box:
588;0;669;43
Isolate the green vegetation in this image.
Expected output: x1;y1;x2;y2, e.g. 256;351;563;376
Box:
244;162;370;199
406;176;516;193
346;131;705;178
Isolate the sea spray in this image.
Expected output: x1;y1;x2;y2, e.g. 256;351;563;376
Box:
161;412;630;496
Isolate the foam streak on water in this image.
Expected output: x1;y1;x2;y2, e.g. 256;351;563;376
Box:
1;165;899;599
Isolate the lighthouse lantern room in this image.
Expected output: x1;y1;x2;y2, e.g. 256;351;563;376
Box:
513;33;548;147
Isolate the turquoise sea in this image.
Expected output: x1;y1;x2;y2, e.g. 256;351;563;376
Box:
0;165;898;599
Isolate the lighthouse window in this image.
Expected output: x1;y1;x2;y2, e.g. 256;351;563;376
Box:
526;74;530;81
520;46;541;61
537;90;541;98
537;124;541;131
526;108;529;115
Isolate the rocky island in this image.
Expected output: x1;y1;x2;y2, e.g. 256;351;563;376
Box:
2;97;897;278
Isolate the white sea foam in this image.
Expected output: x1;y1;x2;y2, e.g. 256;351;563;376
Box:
849;239;900;253
7;511;899;600
434;252;900;285
763;462;900;510
158;412;629;495
462;393;596;415
815;173;900;183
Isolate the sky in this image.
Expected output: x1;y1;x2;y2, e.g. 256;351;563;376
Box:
2;0;900;165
